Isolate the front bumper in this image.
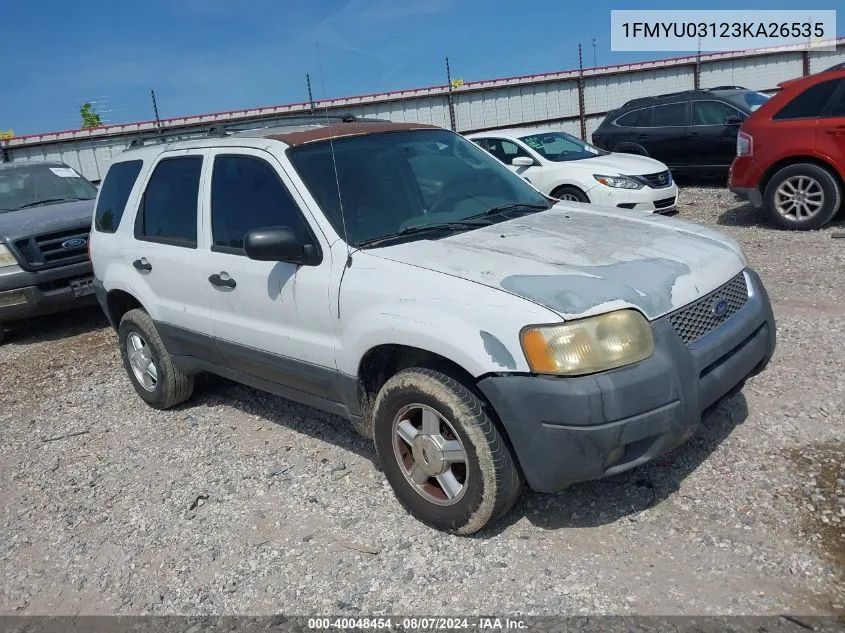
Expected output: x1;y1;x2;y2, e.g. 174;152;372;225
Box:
0;261;96;322
588;182;680;214
478;268;776;493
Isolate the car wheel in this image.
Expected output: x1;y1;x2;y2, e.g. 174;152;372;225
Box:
372;367;523;535
764;163;842;230
551;185;590;203
118;308;194;409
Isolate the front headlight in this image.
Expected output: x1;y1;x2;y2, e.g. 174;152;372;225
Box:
0;244;18;268
520;309;654;376
593;174;643;189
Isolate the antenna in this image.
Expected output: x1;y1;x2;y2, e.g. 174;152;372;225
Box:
315;42;353;266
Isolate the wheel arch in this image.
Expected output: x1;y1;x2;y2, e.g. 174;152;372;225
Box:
356;342;526;484
760;155;845;195
104;288;146;331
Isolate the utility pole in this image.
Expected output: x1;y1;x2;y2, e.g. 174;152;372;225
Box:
577;44;586;140
591;37;597;67
445;56;457;132
306;74;315;114
150;89;163;134
694;37;702;89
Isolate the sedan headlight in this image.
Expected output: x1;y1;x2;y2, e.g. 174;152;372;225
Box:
593;174;643;190
0;244;18;268
520;309;654;376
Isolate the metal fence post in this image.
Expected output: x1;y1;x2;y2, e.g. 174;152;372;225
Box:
577;44;586;140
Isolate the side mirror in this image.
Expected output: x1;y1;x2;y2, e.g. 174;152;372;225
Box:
724;115;743;126
511;156;534;167
243;226;321;266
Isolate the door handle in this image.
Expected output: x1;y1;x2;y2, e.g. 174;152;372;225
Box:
688;132;700;137
132;258;152;272
636;134;649;139
208;272;236;289
826;127;845;135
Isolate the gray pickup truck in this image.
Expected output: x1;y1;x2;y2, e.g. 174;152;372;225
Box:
0;161;98;343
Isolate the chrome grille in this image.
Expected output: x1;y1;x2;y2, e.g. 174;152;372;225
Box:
635;170;673;189
13;227;90;271
668;273;749;346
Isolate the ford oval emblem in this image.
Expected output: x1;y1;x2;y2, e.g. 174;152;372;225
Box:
712;297;729;318
61;238;87;250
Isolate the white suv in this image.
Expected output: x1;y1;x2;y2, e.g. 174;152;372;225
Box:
89;117;776;535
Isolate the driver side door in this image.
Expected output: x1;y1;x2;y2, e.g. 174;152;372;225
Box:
199;148;339;401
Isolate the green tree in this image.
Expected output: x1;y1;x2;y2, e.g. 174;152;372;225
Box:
80;102;102;129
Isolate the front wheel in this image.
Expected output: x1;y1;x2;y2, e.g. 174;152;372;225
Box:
763;163;841;230
372;367;523;535
551;185;590;203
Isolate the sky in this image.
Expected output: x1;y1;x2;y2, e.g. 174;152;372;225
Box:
2;0;844;136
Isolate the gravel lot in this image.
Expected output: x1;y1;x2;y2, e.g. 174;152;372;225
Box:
1;185;843;617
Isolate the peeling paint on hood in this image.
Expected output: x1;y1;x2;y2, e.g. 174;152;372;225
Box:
370;204;747;320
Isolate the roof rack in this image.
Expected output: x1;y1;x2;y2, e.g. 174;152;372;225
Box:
706;85;748;90
125;112;388;149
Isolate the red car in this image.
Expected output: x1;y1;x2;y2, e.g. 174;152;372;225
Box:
729;68;845;230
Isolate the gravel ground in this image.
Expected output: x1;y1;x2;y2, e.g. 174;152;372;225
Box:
1;185;843;617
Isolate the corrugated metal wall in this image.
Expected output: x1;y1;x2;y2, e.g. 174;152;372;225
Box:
3;41;843;182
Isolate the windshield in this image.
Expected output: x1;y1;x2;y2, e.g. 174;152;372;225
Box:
519;131;608;162
724;91;771;112
287;129;549;248
0;164;97;212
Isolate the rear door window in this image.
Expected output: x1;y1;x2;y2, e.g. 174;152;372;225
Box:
94;160;143;233
650;102;688;127
134;156;202;247
210;154;310;253
615;108;650;127
774;79;841;120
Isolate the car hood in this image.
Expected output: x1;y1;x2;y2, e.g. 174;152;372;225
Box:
0;199;95;242
558;152;668;176
367;204;746;320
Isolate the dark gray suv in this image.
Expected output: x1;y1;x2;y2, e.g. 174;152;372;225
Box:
0;161;98;342
591;87;771;174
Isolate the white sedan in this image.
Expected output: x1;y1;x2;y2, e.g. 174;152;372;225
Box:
466;127;679;215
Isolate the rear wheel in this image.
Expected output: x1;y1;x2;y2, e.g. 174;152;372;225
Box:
118;308;194;409
763;163;841;230
372;367;523;535
551;185;590;203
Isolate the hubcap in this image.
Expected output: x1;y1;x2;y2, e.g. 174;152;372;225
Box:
392;404;468;506
560;193;580;201
126;332;158;392
774;175;824;222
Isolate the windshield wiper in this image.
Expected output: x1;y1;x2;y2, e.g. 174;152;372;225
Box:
356;220;487;249
16;197;88;209
463;202;549;222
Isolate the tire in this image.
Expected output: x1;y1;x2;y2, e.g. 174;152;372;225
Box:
551;185;590;203
372;367;523;535
118;308;194;409
763;163;842;230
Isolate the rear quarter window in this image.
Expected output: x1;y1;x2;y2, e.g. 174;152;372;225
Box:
773;79;842;120
94;160;143;233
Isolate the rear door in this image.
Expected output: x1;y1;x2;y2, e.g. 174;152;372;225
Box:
129;150;214;357
640;102;690;167
199;148;339;401
689;100;746;167
815;79;845;179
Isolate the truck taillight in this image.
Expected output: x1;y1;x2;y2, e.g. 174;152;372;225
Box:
737;131;753;157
